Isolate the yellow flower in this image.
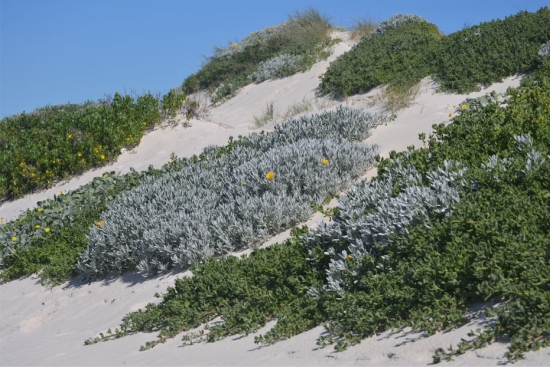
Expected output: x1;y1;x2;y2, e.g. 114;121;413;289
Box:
258;38;262;43
45;227;51;233
346;254;353;261
101;155;105;160
77;152;82;157
103;173;108;178
461;104;467;110
67;134;73;139
265;171;275;180
38;208;44;212
110;185;115;189
321;158;329;165
143;122;147;126
31;173;35;177
230;43;238;49
59;190;64;195
240;181;245;185
19;162;25;167
0;218;3;223
35;224;41;229
12;236;17;242
448;113;452;118
97;220;105;227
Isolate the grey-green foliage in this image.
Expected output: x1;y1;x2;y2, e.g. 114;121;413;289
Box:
306;154;467;294
361;13;427;43
217;26;282;58
77;107;387;279
539;40;550;59
249;54;302;82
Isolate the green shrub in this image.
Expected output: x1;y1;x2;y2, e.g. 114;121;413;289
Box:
182;7;332;104
320;17;442;96
433;7;550;93
0;93;160;200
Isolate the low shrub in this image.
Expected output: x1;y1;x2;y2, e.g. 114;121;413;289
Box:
0;93;161;200
320;15;442;96
433;7;550;93
249;54;302;83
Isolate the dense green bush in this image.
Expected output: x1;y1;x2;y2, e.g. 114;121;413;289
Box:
434;7;550;93
0;93;160;200
321;8;550;97
320;15;442;96
86;61;550;362
182;8;333;104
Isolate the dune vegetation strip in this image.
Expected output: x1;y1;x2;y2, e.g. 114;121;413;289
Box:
77;107;387;278
320;7;550;97
181;7;335;105
0;107;387;284
0;89;205;203
85;60;550;362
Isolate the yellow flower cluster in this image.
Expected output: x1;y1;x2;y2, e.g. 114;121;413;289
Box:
265;171;275;180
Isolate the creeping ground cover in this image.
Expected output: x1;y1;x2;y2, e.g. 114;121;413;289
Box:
0;107;387;284
86;60;550;362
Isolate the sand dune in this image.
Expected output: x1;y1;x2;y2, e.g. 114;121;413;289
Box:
1;33;547;366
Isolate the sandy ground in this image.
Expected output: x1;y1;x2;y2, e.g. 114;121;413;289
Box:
1;32;548;366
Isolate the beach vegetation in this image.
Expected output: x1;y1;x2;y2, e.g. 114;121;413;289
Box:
320;14;442;96
84;60;550;362
182;7;334;104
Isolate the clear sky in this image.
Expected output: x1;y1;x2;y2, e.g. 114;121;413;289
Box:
1;0;548;118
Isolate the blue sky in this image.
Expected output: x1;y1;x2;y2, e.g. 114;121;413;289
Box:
1;0;548;118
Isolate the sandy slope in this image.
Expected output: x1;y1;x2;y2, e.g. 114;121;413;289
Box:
1;33;549;366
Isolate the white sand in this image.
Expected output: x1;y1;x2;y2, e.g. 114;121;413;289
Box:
1;33;548;366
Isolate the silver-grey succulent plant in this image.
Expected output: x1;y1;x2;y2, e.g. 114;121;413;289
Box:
77;107;387;279
306;154;467;294
249;54;302;83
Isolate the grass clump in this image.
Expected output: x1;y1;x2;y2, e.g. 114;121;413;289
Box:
252;102;277;127
433;7;550;93
320;15;442;96
0;93;160;200
349;16;378;40
182;7;333;104
86;61;550;362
